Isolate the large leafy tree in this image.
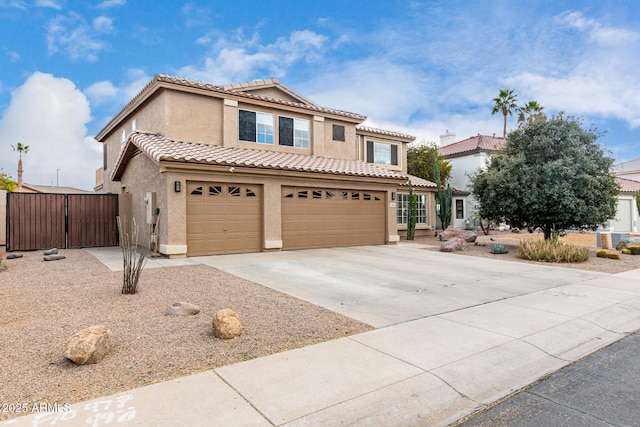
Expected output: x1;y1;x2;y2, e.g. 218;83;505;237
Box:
470;114;618;240
407;143;452;184
491;89;518;138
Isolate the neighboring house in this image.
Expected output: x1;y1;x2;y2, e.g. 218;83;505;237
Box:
17;183;93;194
95;74;436;257
610;161;640;232
437;132;506;229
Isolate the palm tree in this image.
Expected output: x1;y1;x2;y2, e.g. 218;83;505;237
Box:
491;89;518;138
11;142;29;188
517;100;545;126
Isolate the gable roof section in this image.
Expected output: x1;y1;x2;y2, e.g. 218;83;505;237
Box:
401;174;437;188
612;158;640;175
112;131;409;183
223;78;318;107
438;134;506;157
96;74;366;141
616;176;640;193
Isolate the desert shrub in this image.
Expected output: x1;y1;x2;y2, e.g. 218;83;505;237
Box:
491;244;508;254
607;253;621;260
596;249;608;258
628;245;640;255
117;217;150;295
518;239;589;263
622;249;631;255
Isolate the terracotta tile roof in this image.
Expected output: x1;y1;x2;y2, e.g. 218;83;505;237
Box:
616;176;640;193
612;158;640;174
222;78;319;107
438;134;506;157
112;132;408;183
401;174;437;188
356;125;416;141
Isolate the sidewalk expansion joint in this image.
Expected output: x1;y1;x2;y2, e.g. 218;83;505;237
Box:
212;370;276;427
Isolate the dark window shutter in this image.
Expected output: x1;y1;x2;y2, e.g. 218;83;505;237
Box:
333;124;345;141
239;110;256;141
391;145;398;165
279;117;294;146
103;143;107;170
366;140;374;163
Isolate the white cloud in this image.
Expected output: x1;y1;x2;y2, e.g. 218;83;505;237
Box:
96;0;125;8
46;12;110;62
507;12;640;127
93;16;114;33
4;49;20;62
34;0;60;9
179;30;328;83
0;72;101;190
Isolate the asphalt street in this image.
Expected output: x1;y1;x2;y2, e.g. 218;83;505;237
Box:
459;332;640;426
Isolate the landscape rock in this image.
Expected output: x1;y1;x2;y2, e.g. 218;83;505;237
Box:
440;237;466;252
213;309;243;339
440;226;478;242
44;255;66;261
64;325;112;365
615;238;640;251
43;248;58;255
6;253;23;259
165;302;201;316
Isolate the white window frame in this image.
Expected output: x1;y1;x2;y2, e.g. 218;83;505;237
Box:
397;193;427;224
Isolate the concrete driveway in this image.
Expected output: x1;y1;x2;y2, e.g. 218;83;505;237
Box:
195;242;607;327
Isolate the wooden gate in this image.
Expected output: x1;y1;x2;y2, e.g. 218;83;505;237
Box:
7;193;118;251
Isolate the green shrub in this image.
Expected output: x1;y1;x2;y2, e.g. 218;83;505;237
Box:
519;239;589;263
607;252;621;260
628;245;640;255
491;244;508;254
596;249;608;258
622;249;632;255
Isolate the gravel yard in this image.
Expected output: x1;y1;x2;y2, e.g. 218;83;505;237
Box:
0;249;372;422
414;231;640;274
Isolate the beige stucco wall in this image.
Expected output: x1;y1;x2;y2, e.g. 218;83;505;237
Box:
322;119;358;160
164;90;223;144
0;190;6;246
118;153;162;248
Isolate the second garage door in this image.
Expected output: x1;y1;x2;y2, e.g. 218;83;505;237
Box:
282;187;386;250
187;182;262;256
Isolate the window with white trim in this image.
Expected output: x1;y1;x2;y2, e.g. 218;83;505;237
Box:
120;129;126;145
366;140;398;166
239;110;274;144
396;193;427;224
279;116;310;148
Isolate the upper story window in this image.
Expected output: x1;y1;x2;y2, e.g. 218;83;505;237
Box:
120;129;126;145
333;124;345;141
239;110;274;144
366;140;398;166
279;117;310;149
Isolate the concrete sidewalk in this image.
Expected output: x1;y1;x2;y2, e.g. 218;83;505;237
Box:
3;246;640;426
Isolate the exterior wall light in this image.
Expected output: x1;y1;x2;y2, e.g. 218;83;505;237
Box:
174;181;181;192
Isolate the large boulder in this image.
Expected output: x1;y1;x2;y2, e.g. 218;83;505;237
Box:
165;302;201;316
441;226;478;243
64;325;111;365
615;238;640;251
440;237;466;252
213;309;243;339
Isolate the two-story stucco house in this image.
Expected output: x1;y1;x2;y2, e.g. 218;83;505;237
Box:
95;74;436;257
437;132;505;229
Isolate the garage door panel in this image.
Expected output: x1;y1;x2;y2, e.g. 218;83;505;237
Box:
187;182;262;256
282;186;385;250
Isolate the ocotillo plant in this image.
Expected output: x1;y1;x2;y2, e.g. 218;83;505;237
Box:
117;217;149;294
406;180;417;240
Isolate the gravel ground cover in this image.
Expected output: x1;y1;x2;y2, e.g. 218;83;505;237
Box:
414;231;640;274
0;249;372;421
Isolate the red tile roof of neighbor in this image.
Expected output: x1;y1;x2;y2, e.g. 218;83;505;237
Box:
112;131;436;188
616;176;640;193
613;158;640;174
438;134;506;157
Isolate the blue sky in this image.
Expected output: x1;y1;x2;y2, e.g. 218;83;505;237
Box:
0;0;639;189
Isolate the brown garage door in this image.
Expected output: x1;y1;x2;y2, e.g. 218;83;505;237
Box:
187;182;262;256
282;187;386;250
